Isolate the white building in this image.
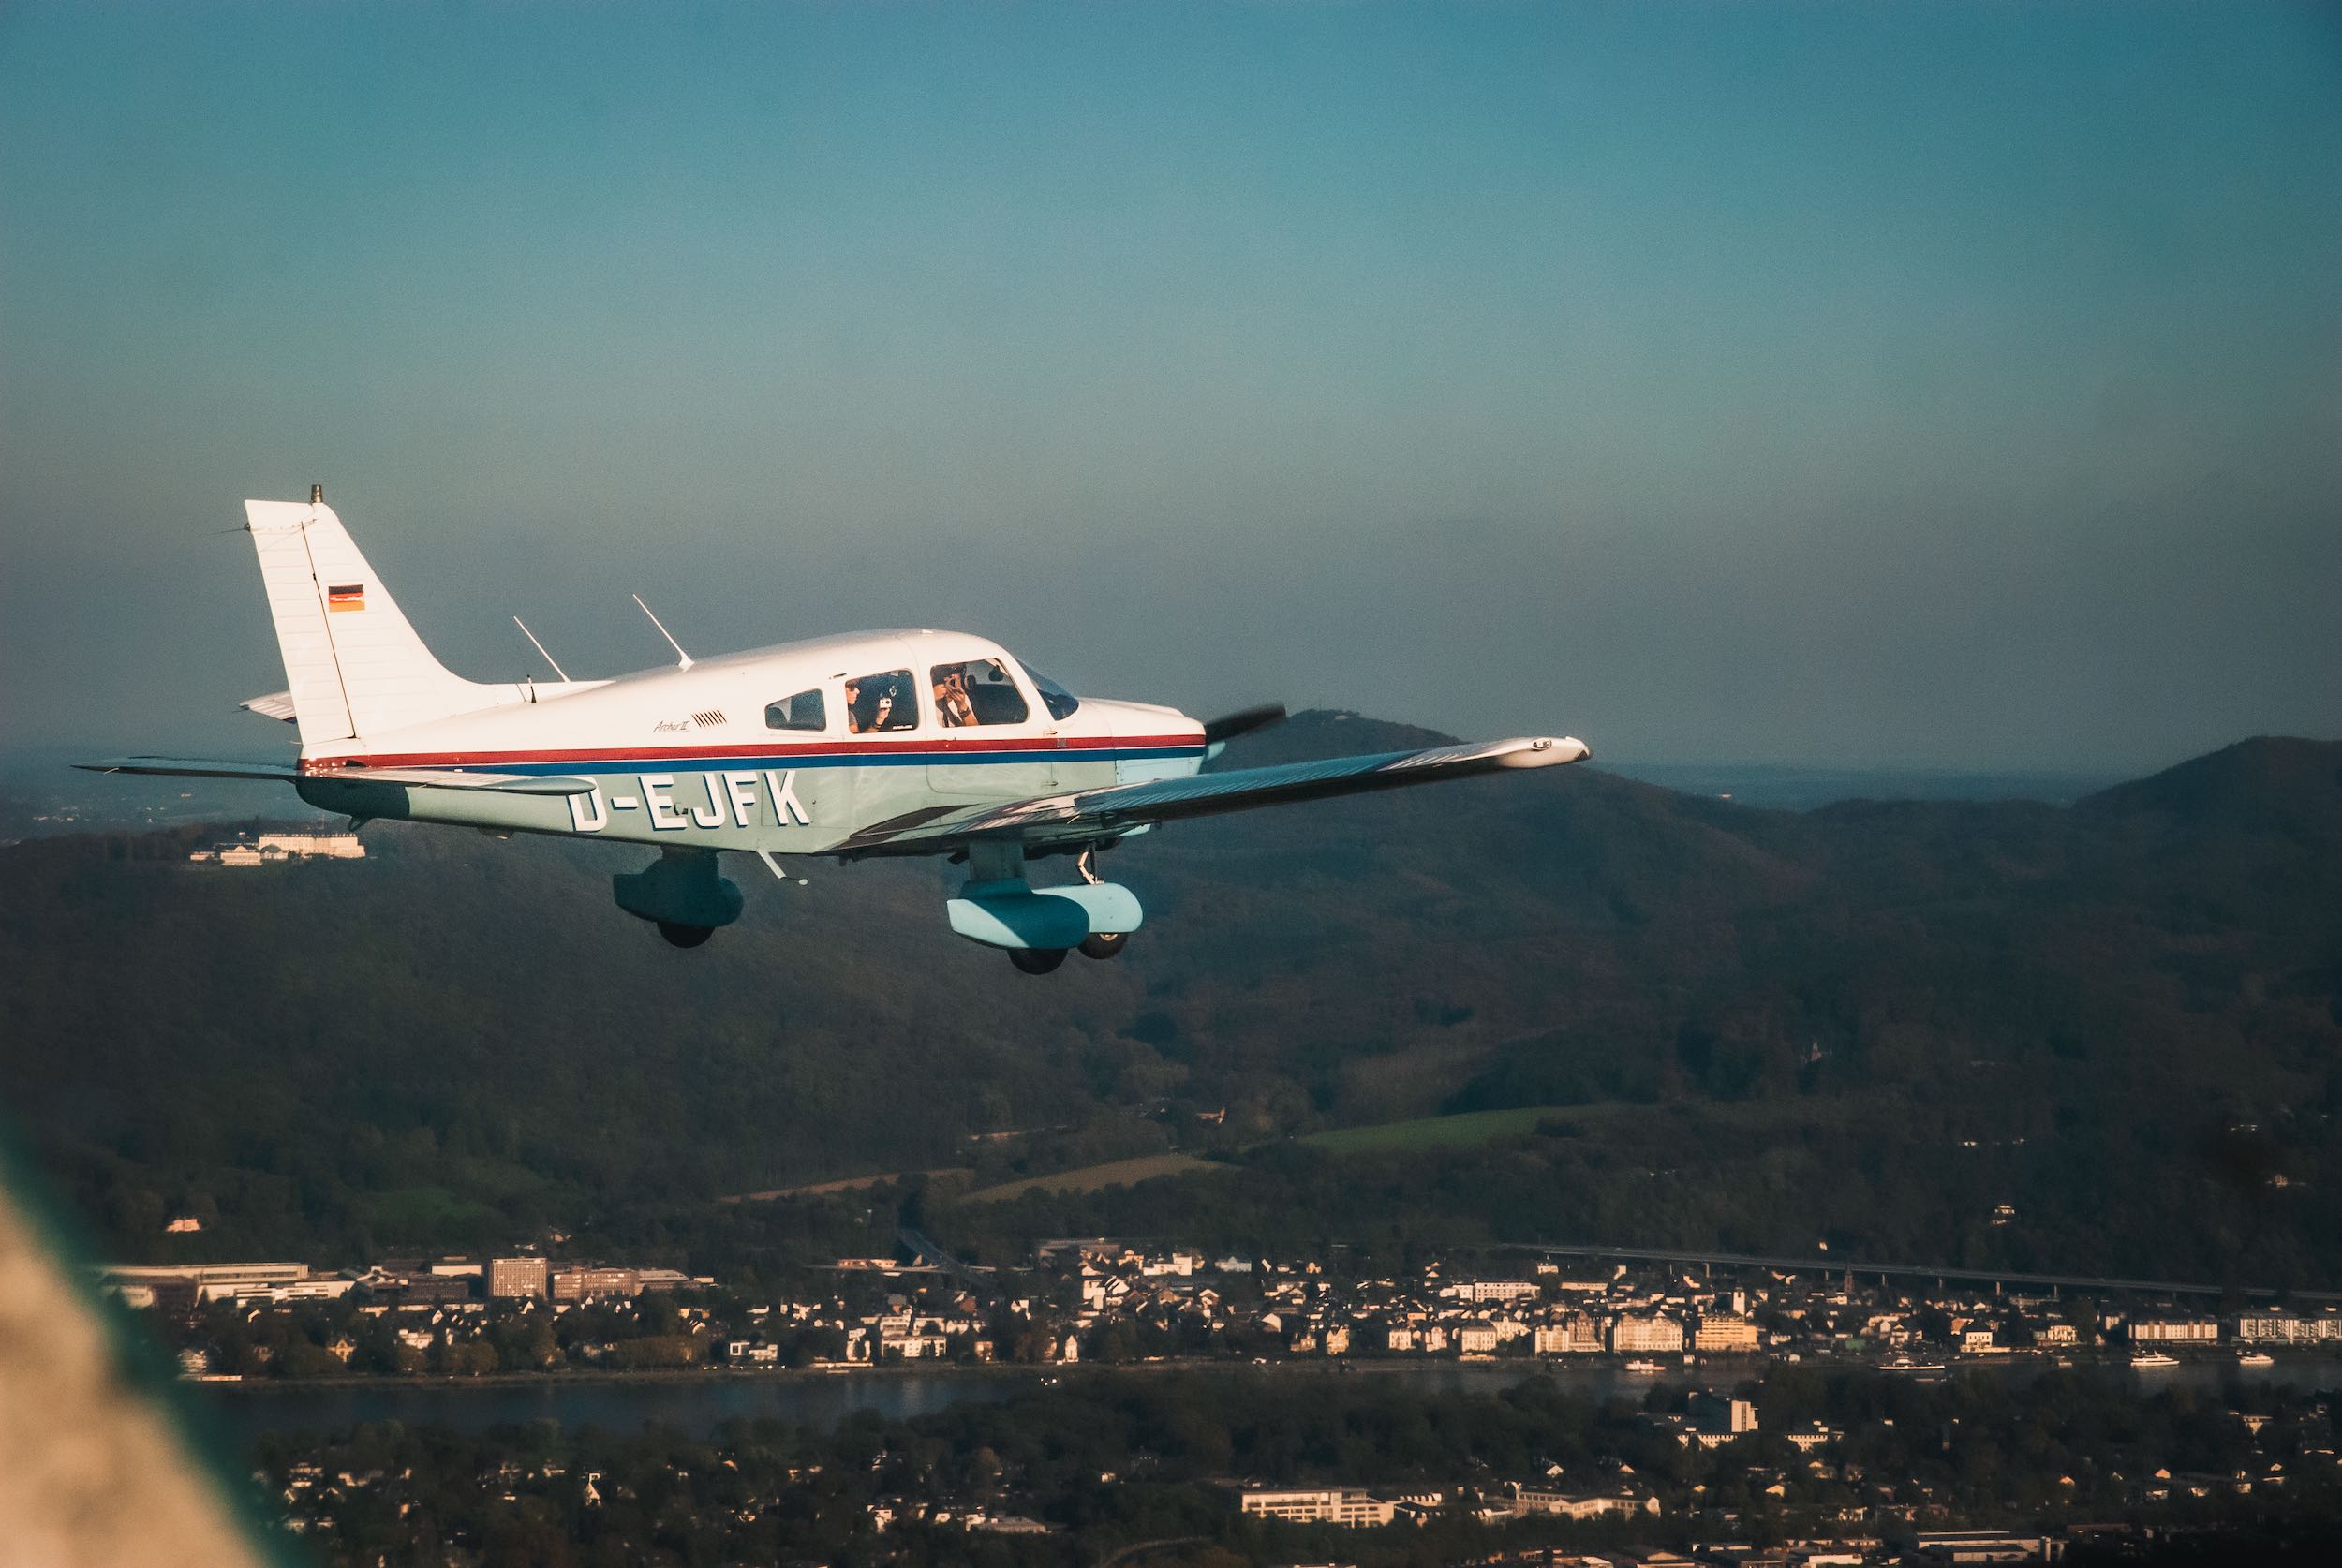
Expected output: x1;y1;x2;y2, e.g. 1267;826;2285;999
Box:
1534;1315;1605;1355
1694;1313;1760;1353
1238;1487;1443;1527
2131;1317;2220;1345
2235;1313;2340;1343
190;833;364;865
1442;1280;1540;1304
1505;1483;1657;1520
1611;1313;1685;1354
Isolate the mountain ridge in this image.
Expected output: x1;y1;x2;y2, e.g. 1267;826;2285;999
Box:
2;726;2337;1285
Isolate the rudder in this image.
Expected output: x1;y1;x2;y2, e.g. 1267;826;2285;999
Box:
245;495;489;743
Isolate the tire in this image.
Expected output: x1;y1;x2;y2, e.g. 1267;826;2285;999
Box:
1078;931;1130;961
658;922;715;949
1007;947;1069;975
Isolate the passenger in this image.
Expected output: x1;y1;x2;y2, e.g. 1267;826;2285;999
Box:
849;672;913;732
935;669;976;728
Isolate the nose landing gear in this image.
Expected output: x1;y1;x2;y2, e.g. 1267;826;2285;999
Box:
1069;850;1129;961
1007;947;1069;975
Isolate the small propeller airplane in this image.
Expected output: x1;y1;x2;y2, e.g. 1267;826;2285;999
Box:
82;491;1590;971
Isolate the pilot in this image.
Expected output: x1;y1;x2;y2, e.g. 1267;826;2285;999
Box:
847;676;896;734
934;668;976;728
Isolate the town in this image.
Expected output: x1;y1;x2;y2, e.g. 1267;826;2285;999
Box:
105;1241;2342;1379
108;1243;2342;1562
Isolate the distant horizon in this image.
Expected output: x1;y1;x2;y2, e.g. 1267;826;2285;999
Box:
6;717;2331;779
10;722;2333;829
4;2;2335;775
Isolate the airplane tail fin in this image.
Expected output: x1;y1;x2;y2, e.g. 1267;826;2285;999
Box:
245;495;492;744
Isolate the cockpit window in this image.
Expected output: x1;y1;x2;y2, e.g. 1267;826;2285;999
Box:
931;659;1030;727
1019;662;1080;720
764;688;828;732
844;670;917;733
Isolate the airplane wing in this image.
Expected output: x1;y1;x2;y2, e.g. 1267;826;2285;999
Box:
836;733;1590;858
74;757;598;797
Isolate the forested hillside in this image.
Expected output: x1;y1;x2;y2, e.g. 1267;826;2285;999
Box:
3;719;2336;1286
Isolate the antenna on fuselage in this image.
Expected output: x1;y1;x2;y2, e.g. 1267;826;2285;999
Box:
630;594;694;670
511;616;571;682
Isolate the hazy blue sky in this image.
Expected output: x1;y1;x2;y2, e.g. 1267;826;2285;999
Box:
3;2;2335;770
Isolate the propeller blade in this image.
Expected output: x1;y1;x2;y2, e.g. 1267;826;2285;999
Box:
1201;703;1288;746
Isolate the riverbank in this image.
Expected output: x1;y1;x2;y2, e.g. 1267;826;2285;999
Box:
190;1351;2342;1448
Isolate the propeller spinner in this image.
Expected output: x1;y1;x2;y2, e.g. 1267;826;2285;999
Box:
1201;703;1288;747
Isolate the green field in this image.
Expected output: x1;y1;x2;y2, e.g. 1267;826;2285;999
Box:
1297;1094;1894;1157
1297;1105;1581;1154
963;1153;1223;1204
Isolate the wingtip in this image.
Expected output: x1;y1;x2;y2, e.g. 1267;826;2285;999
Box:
1499;736;1592;768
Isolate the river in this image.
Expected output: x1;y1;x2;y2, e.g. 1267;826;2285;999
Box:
192;1355;2342;1447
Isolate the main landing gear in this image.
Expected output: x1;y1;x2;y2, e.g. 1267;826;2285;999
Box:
615;849;743;950
1004;929;1131;974
948;843;1143;975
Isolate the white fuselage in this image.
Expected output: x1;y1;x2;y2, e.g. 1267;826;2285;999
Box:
291;628;1207;853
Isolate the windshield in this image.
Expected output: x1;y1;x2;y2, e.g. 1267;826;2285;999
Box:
1018;661;1081;720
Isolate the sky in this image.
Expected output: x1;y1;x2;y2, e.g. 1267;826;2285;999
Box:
2;1;2335;772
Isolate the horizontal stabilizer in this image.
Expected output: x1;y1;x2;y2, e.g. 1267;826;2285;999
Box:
240;690;298;723
75;757;596;797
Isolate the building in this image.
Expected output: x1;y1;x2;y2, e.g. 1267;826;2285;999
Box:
2235;1313;2339;1343
1505;1483;1658;1520
1694;1313;1761;1353
488;1257;550;1300
1691;1392;1759;1437
189;833;364;865
1534;1314;1605;1354
1611;1313;1685;1354
98;1262;313;1308
1457;1323;1500;1354
1913;1531;2061;1564
1443;1280;1540;1304
551;1266;642;1303
2130;1317;2219;1345
258;832;365;859
1238;1488;1443;1527
387;1274;475;1306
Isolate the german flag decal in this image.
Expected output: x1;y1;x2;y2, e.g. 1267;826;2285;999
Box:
326;584;365;612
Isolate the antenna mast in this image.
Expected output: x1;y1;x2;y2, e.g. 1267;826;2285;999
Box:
631;595;693;669
512;616;571;681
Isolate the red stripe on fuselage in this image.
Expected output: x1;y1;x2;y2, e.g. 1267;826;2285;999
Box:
305;732;1206;772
